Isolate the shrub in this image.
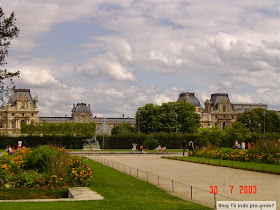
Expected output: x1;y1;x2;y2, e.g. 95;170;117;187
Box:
143;135;158;150
0;145;92;189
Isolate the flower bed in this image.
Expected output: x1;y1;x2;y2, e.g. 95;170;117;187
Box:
0;145;92;189
193;148;280;165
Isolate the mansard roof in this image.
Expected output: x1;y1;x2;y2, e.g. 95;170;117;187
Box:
209;93;234;111
8;89;36;107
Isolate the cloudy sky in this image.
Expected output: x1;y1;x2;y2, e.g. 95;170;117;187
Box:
1;0;280;117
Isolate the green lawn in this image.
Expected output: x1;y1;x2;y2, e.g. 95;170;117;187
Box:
164;156;280;174
0;158;210;210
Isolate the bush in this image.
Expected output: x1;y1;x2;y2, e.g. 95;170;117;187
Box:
143;135;158;150
0;145;92;189
24;145;61;172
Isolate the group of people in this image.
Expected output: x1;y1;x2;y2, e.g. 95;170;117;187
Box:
155;145;166;152
233;140;252;150
5;141;23;155
5;146;15;155
181;140;194;156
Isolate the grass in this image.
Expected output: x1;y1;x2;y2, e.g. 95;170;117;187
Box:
0;188;68;200
0;158;211;210
164;156;280;174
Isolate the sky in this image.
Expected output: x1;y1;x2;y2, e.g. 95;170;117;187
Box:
1;0;280;118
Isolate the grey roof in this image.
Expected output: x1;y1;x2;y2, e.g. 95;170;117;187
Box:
73;103;92;114
8;89;35;107
177;92;201;107
209;93;234;111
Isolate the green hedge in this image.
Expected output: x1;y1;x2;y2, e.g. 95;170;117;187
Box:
0;135;87;149
97;133;202;149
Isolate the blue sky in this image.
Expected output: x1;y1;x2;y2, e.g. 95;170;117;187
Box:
2;0;280;117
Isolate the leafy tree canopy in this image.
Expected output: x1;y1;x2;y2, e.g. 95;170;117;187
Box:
111;122;136;135
0;7;20;100
237;108;280;133
136;101;200;134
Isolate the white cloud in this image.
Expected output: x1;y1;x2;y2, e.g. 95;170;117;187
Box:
77;55;136;81
1;0;280;115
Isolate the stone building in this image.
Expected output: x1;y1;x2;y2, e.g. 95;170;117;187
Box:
203;93;237;129
177;92;203;112
71;103;93;123
40;102;136;135
177;92;268;130
0;89;39;133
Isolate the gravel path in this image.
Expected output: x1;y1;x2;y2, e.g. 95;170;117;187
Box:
86;154;280;209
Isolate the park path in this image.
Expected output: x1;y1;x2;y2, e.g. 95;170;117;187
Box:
86;154;280;209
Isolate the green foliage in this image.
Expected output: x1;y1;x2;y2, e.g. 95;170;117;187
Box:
111;123;136;135
21;122;96;136
143;135;158;150
11;170;46;188
0;146;92;189
24;145;61;172
198;127;226;146
237;108;280;133
136;101;200;134
0;7;20;100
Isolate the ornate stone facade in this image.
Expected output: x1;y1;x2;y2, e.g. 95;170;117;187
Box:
0;89;39;133
203;93;237;129
178;92;268;130
71;103;93;123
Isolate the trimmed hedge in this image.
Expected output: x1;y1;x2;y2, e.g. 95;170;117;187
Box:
97;133;201;149
0;135;87;149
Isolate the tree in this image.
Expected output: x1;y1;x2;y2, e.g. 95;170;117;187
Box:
111;123;136;135
0;7;20;100
237;108;280;133
136;101;200;134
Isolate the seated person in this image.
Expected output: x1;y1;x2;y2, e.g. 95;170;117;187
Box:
155;145;161;151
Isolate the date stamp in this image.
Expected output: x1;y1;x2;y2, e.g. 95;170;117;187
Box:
210;185;257;194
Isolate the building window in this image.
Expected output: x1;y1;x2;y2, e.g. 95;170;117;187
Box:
11;121;15;128
223;106;226;112
32;113;34;117
22;113;24;117
12;113;14;116
21;102;25;109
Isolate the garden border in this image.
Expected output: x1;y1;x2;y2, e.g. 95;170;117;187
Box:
0;187;103;202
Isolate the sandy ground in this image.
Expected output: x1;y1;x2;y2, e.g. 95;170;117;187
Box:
85;154;280;209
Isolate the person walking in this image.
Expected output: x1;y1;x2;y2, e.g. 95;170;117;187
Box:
188;140;194;155
181;140;186;156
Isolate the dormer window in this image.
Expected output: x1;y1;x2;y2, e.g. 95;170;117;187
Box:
21;102;25;109
223;106;226;112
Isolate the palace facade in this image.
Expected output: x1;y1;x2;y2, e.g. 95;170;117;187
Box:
178;92;268;129
0;89;269;133
0;89;39;133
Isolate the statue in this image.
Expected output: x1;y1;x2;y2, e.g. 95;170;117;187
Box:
82;135;101;150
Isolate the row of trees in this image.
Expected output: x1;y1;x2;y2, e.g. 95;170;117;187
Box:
238;108;280;133
21;122;96;137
